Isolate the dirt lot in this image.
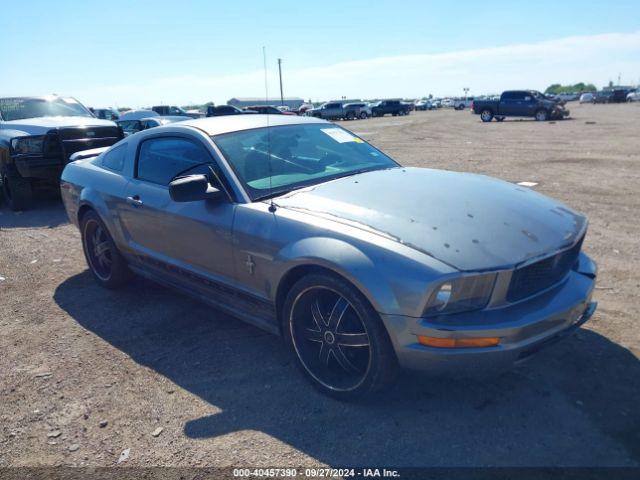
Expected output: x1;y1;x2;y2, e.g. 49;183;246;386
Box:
1;102;639;468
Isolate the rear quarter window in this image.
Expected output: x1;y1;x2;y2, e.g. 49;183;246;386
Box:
102;144;126;171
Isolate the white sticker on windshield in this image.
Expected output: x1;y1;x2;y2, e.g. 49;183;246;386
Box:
321;128;357;143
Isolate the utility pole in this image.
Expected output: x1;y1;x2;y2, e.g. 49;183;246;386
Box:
463;87;469;100
277;58;284;106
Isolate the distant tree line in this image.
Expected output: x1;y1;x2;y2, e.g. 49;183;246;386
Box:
545;83;597;94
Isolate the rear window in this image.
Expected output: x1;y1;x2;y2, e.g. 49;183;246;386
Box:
502;92;526;100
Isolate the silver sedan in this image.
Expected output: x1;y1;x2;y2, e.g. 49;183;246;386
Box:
60;115;597;400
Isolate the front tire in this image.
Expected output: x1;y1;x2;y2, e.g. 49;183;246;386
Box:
283;273;398;401
81;210;131;289
359;112;368;119
535;109;548;121
2;169;33;211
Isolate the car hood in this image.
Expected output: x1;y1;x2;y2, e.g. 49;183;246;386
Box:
276;167;586;271
2;116;116;135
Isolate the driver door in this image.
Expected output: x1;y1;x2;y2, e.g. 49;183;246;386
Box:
501;91;524;116
118;135;237;291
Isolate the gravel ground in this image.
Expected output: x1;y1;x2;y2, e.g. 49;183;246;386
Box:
1;102;639;468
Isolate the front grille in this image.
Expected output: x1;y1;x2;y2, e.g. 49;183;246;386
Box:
57;127;121;162
506;235;584;302
58;126;120;141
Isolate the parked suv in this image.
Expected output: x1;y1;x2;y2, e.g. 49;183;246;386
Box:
370;100;411;117
472;90;569;122
206;105;257;117
306;102;365;120
152;105;199;118
593;91;613;104
454;98;474;110
627;90;640;102
343;102;372;119
0;96;122;210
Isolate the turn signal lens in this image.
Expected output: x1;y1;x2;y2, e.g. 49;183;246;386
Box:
417;336;500;348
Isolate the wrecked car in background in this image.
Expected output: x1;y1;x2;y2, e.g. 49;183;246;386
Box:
60;115;597;400
472;90;569;122
0;96;123;210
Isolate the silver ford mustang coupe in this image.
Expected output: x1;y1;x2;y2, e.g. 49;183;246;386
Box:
60;115;597;400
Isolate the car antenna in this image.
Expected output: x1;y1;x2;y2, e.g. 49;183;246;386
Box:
263;46;277;213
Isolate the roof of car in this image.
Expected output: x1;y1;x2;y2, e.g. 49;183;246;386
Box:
179;114;327;136
118;109;159;120
136;116;186;123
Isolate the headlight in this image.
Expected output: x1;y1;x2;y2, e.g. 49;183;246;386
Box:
11;136;45;154
424;273;497;316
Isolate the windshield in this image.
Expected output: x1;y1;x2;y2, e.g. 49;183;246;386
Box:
0;96;93;121
213;123;399;200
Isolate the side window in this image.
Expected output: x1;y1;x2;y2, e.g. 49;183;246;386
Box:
502;92;515;100
137;137;211;186
102;144;126;171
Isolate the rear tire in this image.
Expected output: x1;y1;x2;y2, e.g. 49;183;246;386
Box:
359;112;368;119
2;169;33;211
480;109;494;122
80;210;131;289
283;273;398;401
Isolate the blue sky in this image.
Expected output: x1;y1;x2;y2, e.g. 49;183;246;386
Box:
3;0;640;107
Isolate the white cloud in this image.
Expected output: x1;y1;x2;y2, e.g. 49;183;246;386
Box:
75;31;640;107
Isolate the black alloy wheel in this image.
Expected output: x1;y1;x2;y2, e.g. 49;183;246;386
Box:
284;273;398;400
81;211;130;288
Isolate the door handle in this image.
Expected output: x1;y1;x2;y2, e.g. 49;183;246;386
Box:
126;195;143;207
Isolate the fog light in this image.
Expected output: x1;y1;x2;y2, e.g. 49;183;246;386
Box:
417;336;500;348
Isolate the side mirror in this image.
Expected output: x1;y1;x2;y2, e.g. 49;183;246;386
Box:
169;174;222;202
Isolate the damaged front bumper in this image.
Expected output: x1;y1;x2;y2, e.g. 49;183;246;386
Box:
552;107;570;119
380;253;597;375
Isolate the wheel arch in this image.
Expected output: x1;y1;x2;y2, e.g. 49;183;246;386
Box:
75;188;124;246
275;264;348;328
77;203;96;224
272;237;401;329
